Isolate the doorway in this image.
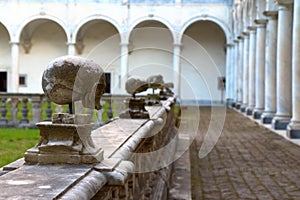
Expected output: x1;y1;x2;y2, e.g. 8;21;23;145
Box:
0;72;7;92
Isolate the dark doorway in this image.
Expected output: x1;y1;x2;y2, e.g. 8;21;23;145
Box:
104;73;111;94
0;72;7;92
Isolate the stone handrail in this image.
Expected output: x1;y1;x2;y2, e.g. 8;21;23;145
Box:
0;96;177;199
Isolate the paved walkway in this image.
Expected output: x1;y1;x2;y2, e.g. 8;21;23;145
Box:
170;107;300;200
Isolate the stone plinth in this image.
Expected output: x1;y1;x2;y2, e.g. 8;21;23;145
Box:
25;114;103;164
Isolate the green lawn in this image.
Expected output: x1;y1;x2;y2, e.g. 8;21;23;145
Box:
0;128;39;168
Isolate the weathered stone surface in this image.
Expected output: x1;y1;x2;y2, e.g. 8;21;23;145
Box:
147;74;164;89
42;55;106;110
125;75;148;95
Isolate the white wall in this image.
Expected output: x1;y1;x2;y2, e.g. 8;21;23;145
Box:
19;21;67;93
181;21;226;103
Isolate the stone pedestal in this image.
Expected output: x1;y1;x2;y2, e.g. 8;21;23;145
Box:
272;116;291;130
25;114;103;164
119;98;150;119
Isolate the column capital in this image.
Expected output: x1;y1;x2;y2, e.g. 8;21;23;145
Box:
263;10;278;18
120;42;129;47
242;32;250;37
237;35;244;40
254;19;268;25
173;43;182;47
10;41;19;45
275;0;294;6
247;26;257;31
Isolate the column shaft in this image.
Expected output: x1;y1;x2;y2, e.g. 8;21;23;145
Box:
272;4;293;130
236;38;244;109
120;43;129;94
253;20;267;119
246;28;256;115
241;34;249;112
225;44;233;103
261;12;278;123
233;42;239;104
68;43;76;56
173;44;181;97
287;0;300;137
10;42;20;93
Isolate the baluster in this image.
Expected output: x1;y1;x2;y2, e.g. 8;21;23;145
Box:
0;98;8;126
10;98;19;127
20;98;29;125
31;96;43;126
97;100;105;126
107;97;113;120
45;99;52;121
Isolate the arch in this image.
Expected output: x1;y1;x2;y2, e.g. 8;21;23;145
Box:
180;15;232;43
127;16;176;44
15;14;69;43
0;21;12;41
72;14;121;43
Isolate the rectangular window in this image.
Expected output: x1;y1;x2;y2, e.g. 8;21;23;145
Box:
104;73;111;94
0;72;7;92
19;74;27;87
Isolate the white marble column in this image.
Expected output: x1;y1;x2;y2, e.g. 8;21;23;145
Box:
287;0;300;138
173;43;182;97
225;44;233;104
253;20;267;119
272;4;293;130
261;11;278;124
233;41;239;105
241;33;249;112
236;37;244;109
120;42;129;93
67;42;76;56
230;42;236;102
10;42;20;93
246;27;257;115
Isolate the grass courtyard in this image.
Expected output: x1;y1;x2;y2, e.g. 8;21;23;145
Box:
0;128;39;168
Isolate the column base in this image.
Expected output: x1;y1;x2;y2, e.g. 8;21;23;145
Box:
240;104;247;113
272;116;291;130
261;112;275;124
226;99;234;108
253;109;264;119
235;103;241;110
287;122;300;138
246;107;254;115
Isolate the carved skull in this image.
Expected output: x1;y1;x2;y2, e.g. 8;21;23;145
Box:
42;55;106;110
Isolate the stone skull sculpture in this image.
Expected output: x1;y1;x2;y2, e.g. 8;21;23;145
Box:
42;55;106;110
125;75;148;97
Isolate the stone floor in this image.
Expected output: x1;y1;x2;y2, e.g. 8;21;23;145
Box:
169;107;300;200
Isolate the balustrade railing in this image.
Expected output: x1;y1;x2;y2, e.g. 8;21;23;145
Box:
0;93;129;128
